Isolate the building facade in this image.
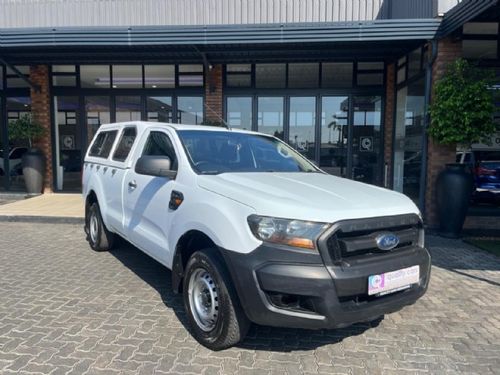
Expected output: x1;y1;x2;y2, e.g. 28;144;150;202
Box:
0;0;499;227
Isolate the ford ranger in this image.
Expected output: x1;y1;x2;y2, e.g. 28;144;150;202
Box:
83;121;431;350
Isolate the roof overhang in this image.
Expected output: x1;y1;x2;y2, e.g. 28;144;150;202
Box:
438;0;499;37
0;19;440;64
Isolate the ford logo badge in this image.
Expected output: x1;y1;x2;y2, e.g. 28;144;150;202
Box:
376;233;400;251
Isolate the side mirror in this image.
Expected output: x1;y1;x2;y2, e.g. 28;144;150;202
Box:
135;156;176;178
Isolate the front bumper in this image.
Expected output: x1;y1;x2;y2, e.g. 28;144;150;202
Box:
221;243;431;329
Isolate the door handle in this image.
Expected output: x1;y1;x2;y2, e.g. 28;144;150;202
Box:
128;180;137;189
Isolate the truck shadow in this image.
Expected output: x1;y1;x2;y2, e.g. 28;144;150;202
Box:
108;238;380;352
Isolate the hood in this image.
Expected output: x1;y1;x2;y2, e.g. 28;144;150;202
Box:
197;172;420;223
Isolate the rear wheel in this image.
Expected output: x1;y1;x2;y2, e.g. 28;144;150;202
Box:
183;249;249;350
86;202;114;251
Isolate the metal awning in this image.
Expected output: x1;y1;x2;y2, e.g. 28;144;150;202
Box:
0;19;441;48
438;0;499;37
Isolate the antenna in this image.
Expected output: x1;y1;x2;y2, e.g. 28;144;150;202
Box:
204;103;231;130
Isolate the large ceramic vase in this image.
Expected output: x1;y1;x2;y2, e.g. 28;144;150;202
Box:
22;148;45;195
436;163;474;238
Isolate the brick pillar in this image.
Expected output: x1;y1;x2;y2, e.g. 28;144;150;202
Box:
424;37;462;226
384;63;396;188
30;65;53;193
204;64;223;123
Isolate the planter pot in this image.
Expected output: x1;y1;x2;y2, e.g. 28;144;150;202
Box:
436;163;474;238
21;148;45;195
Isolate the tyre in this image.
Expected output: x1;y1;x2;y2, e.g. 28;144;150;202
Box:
86;202;115;251
183;249;250;350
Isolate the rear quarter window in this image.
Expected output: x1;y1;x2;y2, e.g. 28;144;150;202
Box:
88;130;118;158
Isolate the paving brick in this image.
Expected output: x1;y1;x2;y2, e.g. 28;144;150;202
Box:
0;222;499;374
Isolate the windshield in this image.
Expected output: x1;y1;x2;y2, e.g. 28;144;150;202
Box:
177;130;319;174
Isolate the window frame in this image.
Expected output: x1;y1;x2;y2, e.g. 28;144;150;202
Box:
112;126;138;162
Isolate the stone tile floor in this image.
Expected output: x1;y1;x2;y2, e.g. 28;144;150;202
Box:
0;222;499;374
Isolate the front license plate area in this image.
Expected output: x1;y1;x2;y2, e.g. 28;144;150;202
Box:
368;265;420;296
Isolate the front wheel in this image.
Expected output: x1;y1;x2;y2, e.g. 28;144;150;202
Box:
183;249;249;350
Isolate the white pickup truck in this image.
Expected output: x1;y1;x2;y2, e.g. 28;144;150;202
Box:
83;121;431;350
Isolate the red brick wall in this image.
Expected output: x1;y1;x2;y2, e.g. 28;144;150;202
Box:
384;63;395;188
30;65;53;193
425;37;462;226
204;64;224;123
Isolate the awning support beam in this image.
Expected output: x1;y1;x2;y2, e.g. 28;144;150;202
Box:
0;57;40;92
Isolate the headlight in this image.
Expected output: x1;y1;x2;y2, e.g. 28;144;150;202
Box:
247;215;329;250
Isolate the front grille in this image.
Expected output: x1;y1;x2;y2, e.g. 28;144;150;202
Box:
322;214;422;262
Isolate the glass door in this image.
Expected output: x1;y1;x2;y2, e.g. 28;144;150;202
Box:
289;96;316;161
257;97;284;139
351;96;383;185
320;96;349;177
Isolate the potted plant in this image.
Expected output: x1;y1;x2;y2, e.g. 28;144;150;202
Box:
429;58;496;237
8;114;47;195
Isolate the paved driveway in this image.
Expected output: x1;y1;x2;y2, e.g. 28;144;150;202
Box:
0;222;499;375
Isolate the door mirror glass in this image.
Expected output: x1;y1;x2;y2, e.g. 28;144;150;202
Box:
135;155;175;178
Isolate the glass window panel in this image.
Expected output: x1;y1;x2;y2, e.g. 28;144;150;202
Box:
85;96;110;143
256;64;286;88
116;96;142;122
81;65;110;88
144;65;175;88
54;96;81;191
322;63;353;88
177;96;203;124
257;97;284;139
53;76;77;87
398;56;407;67
226;74;251;87
351;96;382;185
408;48;422;78
52;65;76;73
6;66;30;88
462;40;498;59
397;67;406;84
227;64;251;73
6;65;29;75
393;78;425;204
112;65;142;89
113;127;137;162
463;22;499;35
357;73;383;86
358;62;384;70
147;97;173;122
320;96;349;177
6;97;31;191
179;65;204;87
288;63;319;88
226;97;252;130
289;97;316;160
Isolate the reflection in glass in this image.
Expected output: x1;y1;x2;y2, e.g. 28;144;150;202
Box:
144;65;175;88
177;96;203;124
85;96;110;144
116;96;141;122
226;97;252;130
289;97;316;160
256;64;286;88
393;78;425;203
288;64;319;88
81;65;110;88
178;65;204;87
352;96;382;185
321;97;348;177
147;97;173;122
112;65;143;88
55;96;81;191
6;97;31;191
257;97;284;139
322;63;352;88
6;66;30;88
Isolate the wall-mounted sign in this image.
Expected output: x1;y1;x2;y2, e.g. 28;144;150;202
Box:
360;136;373;152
